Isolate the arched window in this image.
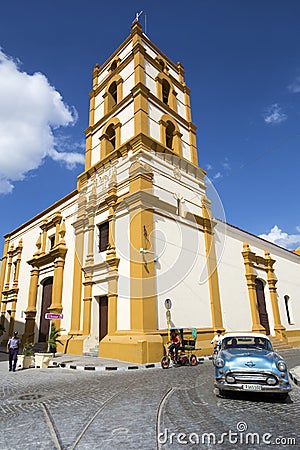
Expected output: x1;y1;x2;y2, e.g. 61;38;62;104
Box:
162;79;170;105
106;124;116;153
165;121;175;149
110;60;118;71
99;119;122;159
159;115;182;156
108;82;118;110
103;76;123;115
155;74;177;112
284;295;294;325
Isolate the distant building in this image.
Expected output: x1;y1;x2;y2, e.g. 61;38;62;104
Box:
1;22;299;362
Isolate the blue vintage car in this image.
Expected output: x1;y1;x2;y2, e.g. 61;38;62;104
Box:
214;333;292;399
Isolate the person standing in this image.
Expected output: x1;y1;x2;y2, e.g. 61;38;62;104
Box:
7;331;21;372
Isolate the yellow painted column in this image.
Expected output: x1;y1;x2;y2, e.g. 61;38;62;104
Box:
49;257;65;315
4;244;13;290
0;237;10;329
202;196;223;332
0;237;10;294
24;266;40;342
8;296;17;337
85;130;93;171
105;188;120;335
70;192;86;336
129;161;156;331
82;273;93;335
265;251;287;341
189;124;199;167
132;23;148;137
86;186;97;265
41;220;47;254
13;240;22;289
242;243;265;333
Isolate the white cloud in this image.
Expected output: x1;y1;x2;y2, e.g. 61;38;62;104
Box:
222;158;231;171
259;225;300;250
213;172;222;180
263;103;287;125
0;49;84;194
205;163;213;171
288;76;300;93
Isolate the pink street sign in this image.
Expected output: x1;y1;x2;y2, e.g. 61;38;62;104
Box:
45;313;63;320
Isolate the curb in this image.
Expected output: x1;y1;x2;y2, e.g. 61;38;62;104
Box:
49;361;161;372
289;369;300;386
48;355;213;372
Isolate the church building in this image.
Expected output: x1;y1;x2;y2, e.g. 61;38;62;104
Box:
1;21;299;363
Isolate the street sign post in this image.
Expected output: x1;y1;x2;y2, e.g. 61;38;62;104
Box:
45;313;63;351
164;299;172;342
45;313;63;320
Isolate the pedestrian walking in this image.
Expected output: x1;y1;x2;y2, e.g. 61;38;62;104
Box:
7;331;21;372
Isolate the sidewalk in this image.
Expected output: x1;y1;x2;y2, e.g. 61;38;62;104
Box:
1;346;299;382
0;346;160;371
48;352;161;372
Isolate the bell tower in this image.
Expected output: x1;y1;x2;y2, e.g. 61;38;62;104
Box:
67;21;221;363
83;20;199;178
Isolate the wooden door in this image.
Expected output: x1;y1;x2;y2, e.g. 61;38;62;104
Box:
39;278;53;342
99;296;108;341
255;279;270;335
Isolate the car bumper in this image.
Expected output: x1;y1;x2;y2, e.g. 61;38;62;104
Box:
215;380;292;393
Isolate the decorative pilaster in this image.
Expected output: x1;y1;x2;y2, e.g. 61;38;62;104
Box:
242;243;265;333
24;266;40;342
129;159;156;331
86;186;97;265
70;192;87;337
4;244;13;290
265;251;287;341
12;240;22;289
82;273;93;335
201;196;223;332
0;237;10;330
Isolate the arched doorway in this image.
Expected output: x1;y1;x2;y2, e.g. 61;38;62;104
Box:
255;279;270;335
39;277;53;342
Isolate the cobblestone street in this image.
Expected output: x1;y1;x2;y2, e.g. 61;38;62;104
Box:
0;348;299;450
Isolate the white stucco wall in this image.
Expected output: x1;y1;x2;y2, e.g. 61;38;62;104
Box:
2;195;78;341
155;214;211;329
215;220;300;335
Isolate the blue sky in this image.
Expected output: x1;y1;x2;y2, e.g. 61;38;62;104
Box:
0;0;300;256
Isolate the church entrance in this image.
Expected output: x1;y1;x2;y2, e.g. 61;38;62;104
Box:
255;278;270;335
39;277;53;342
99;296;108;341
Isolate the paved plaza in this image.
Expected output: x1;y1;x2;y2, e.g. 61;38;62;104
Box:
0;348;299;449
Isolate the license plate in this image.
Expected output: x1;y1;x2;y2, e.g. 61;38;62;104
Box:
242;384;262;391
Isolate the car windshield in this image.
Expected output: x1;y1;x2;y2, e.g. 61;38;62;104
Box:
222;336;272;351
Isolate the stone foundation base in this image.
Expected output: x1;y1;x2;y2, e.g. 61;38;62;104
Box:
99;334;164;364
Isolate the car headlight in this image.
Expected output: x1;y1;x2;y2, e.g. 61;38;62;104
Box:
215;358;225;368
226;375;236;384
277;361;287;372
